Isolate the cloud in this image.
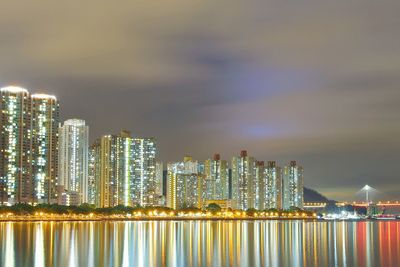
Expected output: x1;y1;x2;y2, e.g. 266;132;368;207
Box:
0;0;400;199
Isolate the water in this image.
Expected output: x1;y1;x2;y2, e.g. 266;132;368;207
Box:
0;220;399;267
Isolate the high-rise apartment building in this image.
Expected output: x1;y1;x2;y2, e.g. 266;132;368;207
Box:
155;161;164;203
283;161;304;209
58;119;89;205
88;141;100;206
88;131;157;208
0;86;32;205
260;161;282;210
166;156;203;209
31;94;59;204
231;150;256;210
89;131;131;208
203;154;229;201
131;138;157;207
0;87;60;205
254;161;265;209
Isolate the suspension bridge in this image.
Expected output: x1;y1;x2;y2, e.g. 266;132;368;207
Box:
304;184;400;209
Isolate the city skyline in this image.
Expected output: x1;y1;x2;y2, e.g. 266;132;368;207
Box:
1;1;400;202
0;84;304;211
0;84;397;203
1;2;400;267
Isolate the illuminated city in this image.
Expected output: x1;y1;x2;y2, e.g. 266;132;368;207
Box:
1;1;400;266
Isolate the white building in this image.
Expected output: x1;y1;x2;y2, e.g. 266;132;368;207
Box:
58;119;89;205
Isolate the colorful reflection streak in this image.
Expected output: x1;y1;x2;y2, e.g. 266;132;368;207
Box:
1;221;400;267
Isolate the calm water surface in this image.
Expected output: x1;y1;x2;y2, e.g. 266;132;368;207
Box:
1;220;399;267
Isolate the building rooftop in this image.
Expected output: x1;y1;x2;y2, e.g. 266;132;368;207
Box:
0;86;29;94
64;119;86;126
31;93;57;100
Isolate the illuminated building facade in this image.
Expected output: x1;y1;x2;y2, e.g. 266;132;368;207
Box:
0;86;32;205
58;119;89;205
166;156;203;209
283;161;304;209
31;94;59;204
58;190;80;206
88;141;100;206
260;161;282;210
231;150;256;210
254;161;264;209
0;87;60;205
89;131;158;208
155;161;164;204
203;154;229;201
131;138;157;207
89;131;131;208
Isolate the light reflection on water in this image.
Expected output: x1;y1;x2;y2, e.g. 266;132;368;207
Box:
1;220;400;267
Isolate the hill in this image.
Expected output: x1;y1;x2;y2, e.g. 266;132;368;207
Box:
304;187;332;202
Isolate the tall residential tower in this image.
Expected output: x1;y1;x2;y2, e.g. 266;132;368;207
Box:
155;161;164;204
131;138;157;207
166;156;203;209
89;131;132;208
203;154;229;201
231;150;256;210
58;119;89;205
283;161;304;209
31;94;59;204
0;86;32;205
260;161;282;210
88;131;158;208
0;87;60;205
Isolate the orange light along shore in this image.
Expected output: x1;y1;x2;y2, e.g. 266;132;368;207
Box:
0;211;318;222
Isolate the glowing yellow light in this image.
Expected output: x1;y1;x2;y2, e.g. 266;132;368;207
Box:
0;86;28;93
31;94;57;100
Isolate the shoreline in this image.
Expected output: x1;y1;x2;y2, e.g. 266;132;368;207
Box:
0;216;319;222
2;217;399;222
1;217;399;222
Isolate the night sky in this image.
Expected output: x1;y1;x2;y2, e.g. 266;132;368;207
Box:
1;1;399;201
